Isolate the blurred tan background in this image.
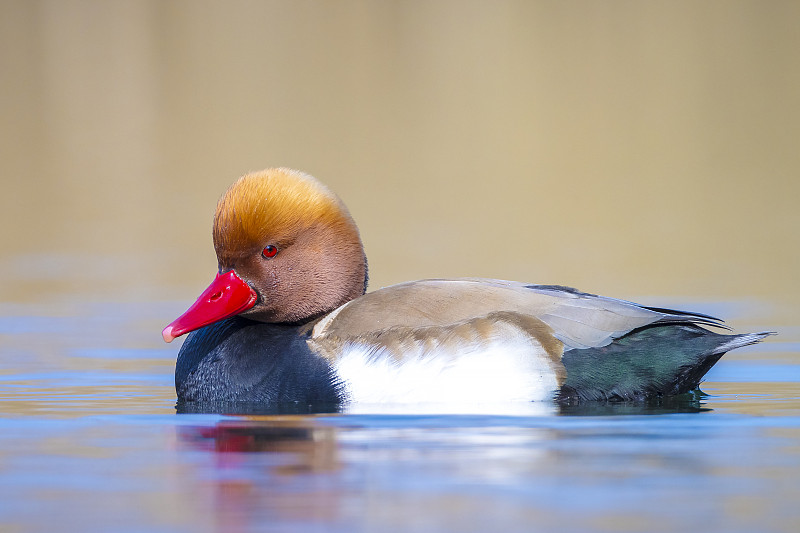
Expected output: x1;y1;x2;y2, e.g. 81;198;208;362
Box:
1;0;798;308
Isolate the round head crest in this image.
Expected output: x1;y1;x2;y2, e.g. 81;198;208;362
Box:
213;168;349;262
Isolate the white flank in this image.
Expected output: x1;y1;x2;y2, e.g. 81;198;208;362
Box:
332;333;560;407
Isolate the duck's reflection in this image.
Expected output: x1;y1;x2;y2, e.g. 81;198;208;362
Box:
176;390;709;419
176;400;341;416
557;391;711;416
173;394;713;532
177;414;344;527
178;415;339;470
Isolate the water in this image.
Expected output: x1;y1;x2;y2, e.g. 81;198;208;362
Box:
1;299;797;533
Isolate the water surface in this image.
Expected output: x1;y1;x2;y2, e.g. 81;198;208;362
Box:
0;299;797;533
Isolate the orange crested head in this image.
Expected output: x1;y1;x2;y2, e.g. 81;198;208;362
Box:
164;167;367;339
213;168;353;262
196;167;368;324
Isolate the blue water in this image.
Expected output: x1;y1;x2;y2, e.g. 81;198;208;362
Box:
0;300;798;533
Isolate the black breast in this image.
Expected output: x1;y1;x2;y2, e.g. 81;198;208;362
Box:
175;316;344;408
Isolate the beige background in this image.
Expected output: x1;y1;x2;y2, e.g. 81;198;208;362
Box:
1;0;798;312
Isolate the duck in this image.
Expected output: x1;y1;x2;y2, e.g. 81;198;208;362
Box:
163;167;772;408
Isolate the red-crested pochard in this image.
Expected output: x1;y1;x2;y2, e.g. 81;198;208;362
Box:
163;168;771;408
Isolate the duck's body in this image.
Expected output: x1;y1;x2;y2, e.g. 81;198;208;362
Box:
165;168;771;408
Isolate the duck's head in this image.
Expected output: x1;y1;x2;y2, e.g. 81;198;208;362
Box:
162;168;367;343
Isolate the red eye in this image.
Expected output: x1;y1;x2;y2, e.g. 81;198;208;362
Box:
262;245;278;258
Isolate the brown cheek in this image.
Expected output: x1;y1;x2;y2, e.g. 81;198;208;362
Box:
248;262;271;290
256;261;288;308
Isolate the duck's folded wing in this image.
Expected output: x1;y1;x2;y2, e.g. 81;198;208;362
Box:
310;278;723;353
